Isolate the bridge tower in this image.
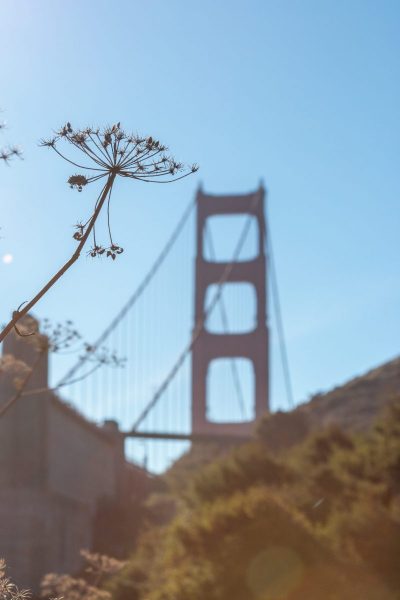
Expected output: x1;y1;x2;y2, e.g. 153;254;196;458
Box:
191;185;269;438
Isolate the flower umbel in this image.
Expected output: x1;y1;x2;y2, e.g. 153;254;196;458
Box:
0;113;23;164
40;122;198;259
0;122;197;345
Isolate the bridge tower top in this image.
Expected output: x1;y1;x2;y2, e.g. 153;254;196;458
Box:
191;184;269;438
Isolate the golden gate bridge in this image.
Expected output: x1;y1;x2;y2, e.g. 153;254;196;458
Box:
52;184;293;472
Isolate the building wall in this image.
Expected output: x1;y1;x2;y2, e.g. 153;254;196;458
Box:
0;320;148;591
0;391;47;489
46;399;117;506
0;489;92;590
0;318;48;489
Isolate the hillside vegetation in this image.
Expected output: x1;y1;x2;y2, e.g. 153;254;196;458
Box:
108;390;400;600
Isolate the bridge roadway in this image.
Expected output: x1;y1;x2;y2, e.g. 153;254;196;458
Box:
122;430;253;443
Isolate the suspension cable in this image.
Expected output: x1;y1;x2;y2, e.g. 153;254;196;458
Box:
130;194;260;432
266;220;294;409
56;198;195;388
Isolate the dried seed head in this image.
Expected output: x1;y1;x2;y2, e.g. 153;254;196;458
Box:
68;174;88;191
41;121;198;257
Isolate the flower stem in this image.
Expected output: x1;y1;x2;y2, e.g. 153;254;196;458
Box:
0;173;116;344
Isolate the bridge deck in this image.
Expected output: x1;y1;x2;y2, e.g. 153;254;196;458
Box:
122;430;252;443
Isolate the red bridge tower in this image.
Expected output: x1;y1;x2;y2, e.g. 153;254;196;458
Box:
191;185;269;438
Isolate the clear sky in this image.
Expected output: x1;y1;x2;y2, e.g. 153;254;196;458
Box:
1;0;399;467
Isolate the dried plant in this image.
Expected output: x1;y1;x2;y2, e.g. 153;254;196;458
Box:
0;557;118;600
40;551;125;600
39;123;198;259
0;115;22;165
0;122;197;343
0;354;31;388
0;317;125;418
80;550;126;585
24;317;124;369
41;573;109;600
38;318;126;383
0;558;31;600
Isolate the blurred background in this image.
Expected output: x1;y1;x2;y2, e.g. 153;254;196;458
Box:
1;0;399;471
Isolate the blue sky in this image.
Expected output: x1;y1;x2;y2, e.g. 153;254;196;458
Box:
1;0;399;466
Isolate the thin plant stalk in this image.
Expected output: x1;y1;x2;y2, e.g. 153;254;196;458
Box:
0;122;197;344
0;318;125;419
0;173;115;343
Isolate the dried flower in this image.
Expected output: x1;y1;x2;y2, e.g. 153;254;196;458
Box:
0;354;32;391
0;121;197;344
68;174;88;191
40;122;198;259
0;560;31;600
0;316;127;421
81;343;125;369
40;551;125;600
0;113;22;164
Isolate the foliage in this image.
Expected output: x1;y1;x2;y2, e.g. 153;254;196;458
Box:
110;397;400;599
182;442;295;507
0;552;124;600
41;550;125;600
256;409;311;452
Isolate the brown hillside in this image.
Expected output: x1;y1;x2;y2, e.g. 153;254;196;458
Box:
300;356;400;432
168;357;400;475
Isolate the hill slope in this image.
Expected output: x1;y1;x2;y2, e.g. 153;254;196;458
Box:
299;356;400;432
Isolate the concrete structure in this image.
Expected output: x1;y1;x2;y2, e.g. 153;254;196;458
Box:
191;185;269;437
0;320;150;591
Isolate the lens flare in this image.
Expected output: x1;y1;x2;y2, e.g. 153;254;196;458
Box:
2;253;13;265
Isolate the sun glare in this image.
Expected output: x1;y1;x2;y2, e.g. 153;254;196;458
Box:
2;253;13;265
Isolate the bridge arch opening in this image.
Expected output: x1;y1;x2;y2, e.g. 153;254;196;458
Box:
206;357;255;423
205;282;257;334
203;214;259;262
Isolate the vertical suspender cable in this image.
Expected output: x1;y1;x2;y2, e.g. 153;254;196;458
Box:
266;220;294;409
131;194;259;432
56;199;195;389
